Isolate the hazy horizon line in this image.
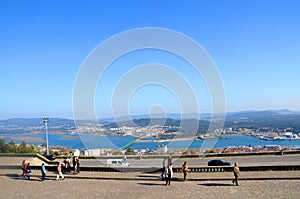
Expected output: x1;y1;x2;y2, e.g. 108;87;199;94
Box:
1;108;299;121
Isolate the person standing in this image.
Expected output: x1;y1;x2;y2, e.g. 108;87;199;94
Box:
64;157;71;173
73;156;77;174
41;163;46;180
182;161;188;181
21;160;26;178
165;164;173;186
161;157;168;178
56;162;65;180
76;157;80;173
168;155;173;165
232;162;240;186
25;162;31;180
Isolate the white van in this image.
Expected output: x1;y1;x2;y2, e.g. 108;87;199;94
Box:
106;159;130;167
73;149;80;157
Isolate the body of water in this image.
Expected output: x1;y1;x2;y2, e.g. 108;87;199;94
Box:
2;133;300;151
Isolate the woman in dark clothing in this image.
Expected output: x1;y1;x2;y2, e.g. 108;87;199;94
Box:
165;164;173;186
76;157;80;173
182;161;188;181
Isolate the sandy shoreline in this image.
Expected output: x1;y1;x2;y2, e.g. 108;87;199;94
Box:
5;136;44;143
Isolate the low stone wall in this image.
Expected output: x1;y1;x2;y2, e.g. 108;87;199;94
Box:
4;164;299;173
54;150;300;159
2;164;300;173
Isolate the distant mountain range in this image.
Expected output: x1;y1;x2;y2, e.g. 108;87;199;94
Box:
0;118;75;128
100;109;300;123
1;110;300;133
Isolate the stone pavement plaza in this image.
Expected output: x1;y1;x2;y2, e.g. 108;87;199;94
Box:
1;170;300;199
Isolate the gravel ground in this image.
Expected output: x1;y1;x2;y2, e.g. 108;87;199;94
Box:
1;175;299;199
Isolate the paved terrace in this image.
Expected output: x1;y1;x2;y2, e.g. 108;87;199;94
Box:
1;155;300;198
1;170;300;199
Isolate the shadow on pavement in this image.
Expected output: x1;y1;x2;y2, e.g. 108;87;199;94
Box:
137;182;165;186
2;173;57;182
4;173;23;180
26;178;42;182
137;175;160;178
199;183;234;187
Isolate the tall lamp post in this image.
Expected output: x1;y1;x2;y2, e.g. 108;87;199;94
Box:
43;117;49;155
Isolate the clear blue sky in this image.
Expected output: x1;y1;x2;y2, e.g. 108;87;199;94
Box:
1;0;300;119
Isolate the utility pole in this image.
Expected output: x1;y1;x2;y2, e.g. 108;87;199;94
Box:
43;117;49;155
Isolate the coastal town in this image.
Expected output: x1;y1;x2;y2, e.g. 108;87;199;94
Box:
2;116;300;157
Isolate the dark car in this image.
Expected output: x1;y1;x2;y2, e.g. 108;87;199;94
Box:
208;159;231;166
45;154;56;160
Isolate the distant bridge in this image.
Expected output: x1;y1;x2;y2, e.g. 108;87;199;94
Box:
120;136;142;150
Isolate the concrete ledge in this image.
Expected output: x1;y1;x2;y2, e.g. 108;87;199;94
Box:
0;153;36;157
1;151;300;159
33;150;300;160
2;164;300;174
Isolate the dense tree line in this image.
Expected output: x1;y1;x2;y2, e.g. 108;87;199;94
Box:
0;139;36;153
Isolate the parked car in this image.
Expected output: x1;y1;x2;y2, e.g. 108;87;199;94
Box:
106;159;130;167
45;154;56;160
208;159;231;166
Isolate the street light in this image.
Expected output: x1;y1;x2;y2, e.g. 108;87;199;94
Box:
42;117;49;155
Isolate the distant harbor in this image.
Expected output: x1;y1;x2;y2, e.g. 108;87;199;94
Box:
253;131;300;141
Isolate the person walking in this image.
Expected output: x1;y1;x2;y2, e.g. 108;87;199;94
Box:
41;163;46;181
165;164;173;186
232;162;240;186
56;162;65;180
182;161;188;181
161;157;168;178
